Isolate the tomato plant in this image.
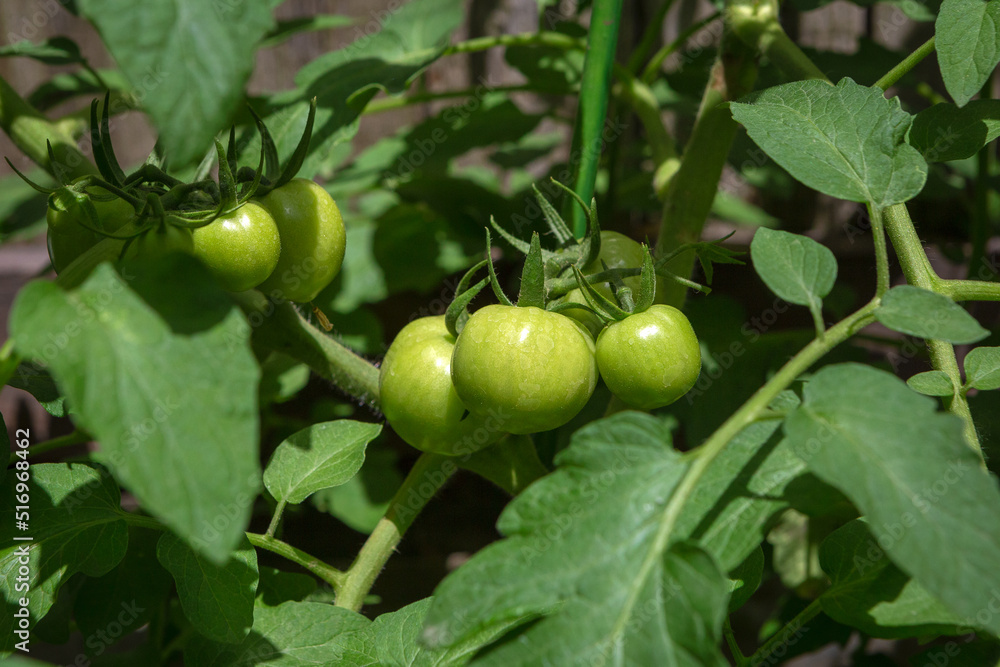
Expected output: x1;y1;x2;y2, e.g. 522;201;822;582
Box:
3;0;1000;665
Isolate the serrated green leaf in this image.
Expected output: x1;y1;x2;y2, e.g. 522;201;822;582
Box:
907;370;955;396
819;519;967;638
965;346;1000;390
875;285;989;344
728;546;764;613
9;257;260;564
422;413;730;665
783;363;1000;635
185;600;373;666
157;532;258;644
730;78;927;207
263;421;381;505
936;0;1000;107
0;464;128;653
909;101;1000;162
750;228;837;312
77;0;273;166
73;528;171;650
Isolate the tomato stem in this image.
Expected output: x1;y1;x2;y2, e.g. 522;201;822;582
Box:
336;452;456;611
265;498;287;538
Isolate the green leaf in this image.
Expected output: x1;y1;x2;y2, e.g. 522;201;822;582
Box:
907;370;956;396
0;37;86;65
819;519;967;638
263;420;381;505
73;528;172;650
936;0;1000;107
728;546;764;613
255;567;317;609
0;171;49;244
311;448;401;534
422;413;730;665
6;364;65;417
964;346;1000;390
156;532;258;644
77;0;273;166
9;257;261;564
909;101;1000;162
185;600;372;666
0;464;128;653
783;363;1000;635
875;285;989;344
457;434;550;495
750;228;837;320
730;78;927;207
260;14;354;49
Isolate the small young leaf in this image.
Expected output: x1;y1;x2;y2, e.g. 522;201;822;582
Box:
875;285;989;344
728;546;764;613
906;370;955;396
909;101;1000;162
936;0;1000;107
731;78;927;208
750;228;837;329
783;363;1000;636
0;464;128;653
311;448;402;535
255;566;317;609
263;421;381;505
819;520;968;638
964;346;1000;390
156;532;258;644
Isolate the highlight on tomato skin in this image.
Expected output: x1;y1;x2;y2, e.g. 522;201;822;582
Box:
380;315;506;456
595;304;702;410
256;178;346;303
450;304;599;435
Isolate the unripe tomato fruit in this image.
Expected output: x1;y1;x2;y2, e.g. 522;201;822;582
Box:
595;305;701;409
127;202;281;292
46;180;134;273
451;305;598;434
256;178;346;303
380;316;505;456
561;231;669;335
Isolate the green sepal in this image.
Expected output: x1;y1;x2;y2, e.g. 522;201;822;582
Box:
237;121;267;205
226;126;239;184
5;157;54;195
274;97;317;188
571;265;628;322
248;105;281;185
485;228;514;307
601;258;635;312
489;215;532;255
45;140;66;186
632;244;657;313
145;139;168;171
443;259;488;338
98;92;127;186
548;299;600;319
517;232;546;309
215;139;238;212
192;143;218;183
532;185;573;246
446;277;488;339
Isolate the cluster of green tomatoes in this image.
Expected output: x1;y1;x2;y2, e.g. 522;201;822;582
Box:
380;212;705;457
29;97;346;303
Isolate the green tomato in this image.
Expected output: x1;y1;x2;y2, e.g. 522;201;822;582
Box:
46;180;134;273
380;316;505;455
257;178;346;303
595;305;701;409
451;305;598;435
128;202;281;292
561;231;667;335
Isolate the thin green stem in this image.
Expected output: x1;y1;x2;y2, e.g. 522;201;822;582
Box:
724;618;749;666
727;1;828;82
969;80;992;279
247;533;345;588
867;204;890;297
567;0;624;238
748;599;823;666
364;84;547;115
442;31;585;56
627;0;680;74
0;74;96;182
265;498;287;538
160;626;194;663
336;452;456;611
641;10;723;84
874;36;935;91
614;65;676;165
29;430;91;456
937;279;1000;301
231;291;380;410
